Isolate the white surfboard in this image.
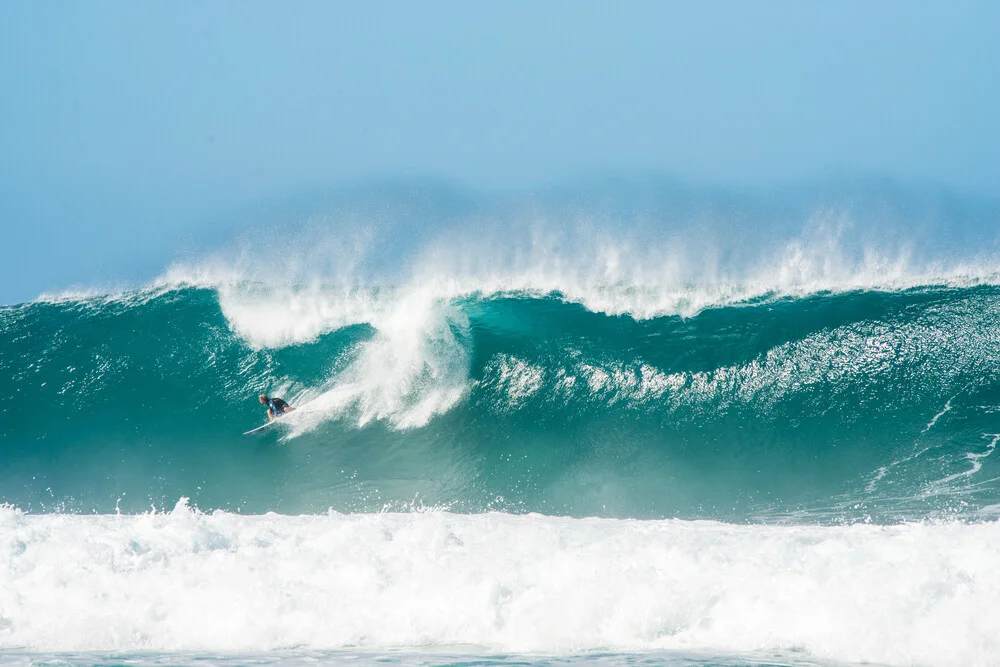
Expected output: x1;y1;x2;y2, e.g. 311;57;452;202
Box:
243;420;280;436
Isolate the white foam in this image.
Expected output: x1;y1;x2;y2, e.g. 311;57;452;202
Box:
533;300;984;418
36;212;1000;350
150;210;1000;332
272;286;472;432
571;362;681;405
397;216;1000;320
925;434;1000;492
925;400;955;433
33;283;178;309
482;355;545;408
0;503;998;666
216;284;387;349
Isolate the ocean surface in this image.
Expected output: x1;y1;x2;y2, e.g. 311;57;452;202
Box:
3;205;1000;667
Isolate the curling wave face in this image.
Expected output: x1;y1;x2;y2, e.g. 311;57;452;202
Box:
4;276;1000;521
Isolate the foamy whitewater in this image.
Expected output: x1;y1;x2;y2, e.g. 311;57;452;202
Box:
4;185;1000;667
2;503;999;665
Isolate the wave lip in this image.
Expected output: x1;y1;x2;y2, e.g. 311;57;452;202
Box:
1;502;998;666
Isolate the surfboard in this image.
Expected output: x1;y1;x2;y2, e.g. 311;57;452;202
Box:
243;420;279;436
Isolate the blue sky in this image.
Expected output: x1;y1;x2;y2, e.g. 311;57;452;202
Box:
1;1;998;303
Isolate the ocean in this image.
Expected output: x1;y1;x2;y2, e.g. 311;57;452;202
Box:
2;202;1000;666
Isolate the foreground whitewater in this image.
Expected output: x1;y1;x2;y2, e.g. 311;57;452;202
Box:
1;502;998;666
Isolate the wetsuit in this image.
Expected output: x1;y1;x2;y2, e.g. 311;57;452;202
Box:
268;397;290;417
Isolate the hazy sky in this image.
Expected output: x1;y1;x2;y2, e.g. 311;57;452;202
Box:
1;1;998;302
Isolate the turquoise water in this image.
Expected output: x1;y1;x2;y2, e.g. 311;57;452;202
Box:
2;278;1000;666
3;284;1000;521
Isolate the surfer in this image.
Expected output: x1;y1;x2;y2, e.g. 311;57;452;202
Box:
259;394;295;421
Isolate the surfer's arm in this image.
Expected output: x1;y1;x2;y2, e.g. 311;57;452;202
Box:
267;409;275;421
